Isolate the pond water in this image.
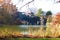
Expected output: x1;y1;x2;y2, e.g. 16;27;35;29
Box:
19;25;45;28
0;25;46;35
18;25;46;34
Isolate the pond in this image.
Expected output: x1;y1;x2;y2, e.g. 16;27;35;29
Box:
19;25;40;34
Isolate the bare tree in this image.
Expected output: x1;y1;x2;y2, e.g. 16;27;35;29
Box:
20;0;34;9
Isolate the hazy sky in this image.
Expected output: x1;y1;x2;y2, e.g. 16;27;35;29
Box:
11;0;60;14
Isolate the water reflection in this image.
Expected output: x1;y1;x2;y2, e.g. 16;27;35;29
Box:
0;25;46;35
19;25;42;35
19;25;41;28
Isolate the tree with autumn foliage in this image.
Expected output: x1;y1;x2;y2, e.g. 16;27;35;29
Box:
52;12;60;24
0;0;17;24
35;8;42;17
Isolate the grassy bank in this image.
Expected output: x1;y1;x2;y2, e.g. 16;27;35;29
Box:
0;38;60;40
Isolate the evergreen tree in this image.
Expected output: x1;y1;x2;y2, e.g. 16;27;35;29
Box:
46;11;52;17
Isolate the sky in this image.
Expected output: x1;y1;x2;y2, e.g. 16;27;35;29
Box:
11;0;60;15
